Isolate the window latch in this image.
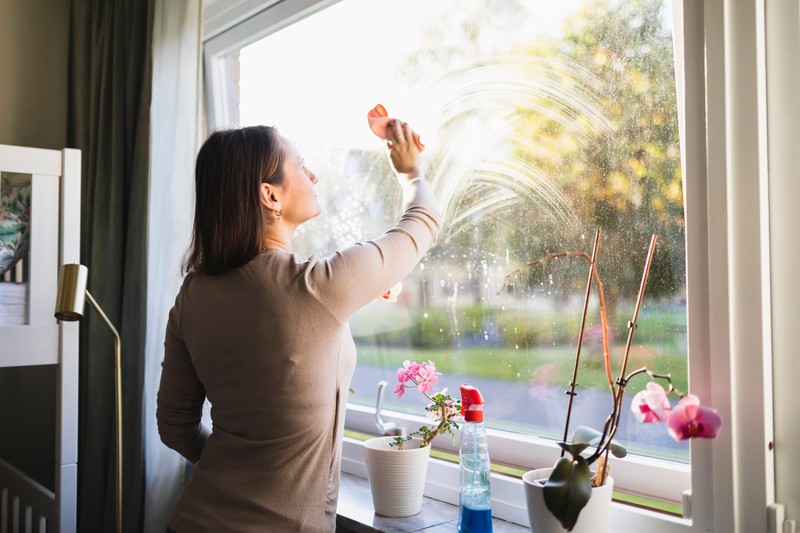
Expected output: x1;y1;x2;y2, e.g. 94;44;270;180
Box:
375;380;406;436
768;503;797;533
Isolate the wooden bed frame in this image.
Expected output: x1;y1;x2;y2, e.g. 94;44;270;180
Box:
0;144;80;533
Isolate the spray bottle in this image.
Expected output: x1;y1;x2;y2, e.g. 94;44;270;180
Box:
458;384;493;532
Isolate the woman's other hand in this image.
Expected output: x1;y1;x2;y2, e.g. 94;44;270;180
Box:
385;120;421;181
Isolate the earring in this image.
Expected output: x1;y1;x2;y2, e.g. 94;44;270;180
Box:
276;209;282;222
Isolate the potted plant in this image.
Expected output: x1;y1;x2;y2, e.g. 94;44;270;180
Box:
501;231;722;532
363;360;461;517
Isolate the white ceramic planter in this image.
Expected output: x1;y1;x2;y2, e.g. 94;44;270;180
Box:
363;436;431;517
522;467;614;533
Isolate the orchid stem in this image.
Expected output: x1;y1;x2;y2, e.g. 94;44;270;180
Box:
562;230;602;454
497;245;614;393
591;235;658;462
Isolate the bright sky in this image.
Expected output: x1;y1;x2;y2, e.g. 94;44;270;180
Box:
238;0;590;150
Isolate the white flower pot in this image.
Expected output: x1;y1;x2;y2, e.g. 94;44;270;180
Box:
363;436;431;517
522;467;614;533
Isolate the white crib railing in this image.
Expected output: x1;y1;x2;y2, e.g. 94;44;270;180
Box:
1;259;25;283
0;145;80;533
1;259;28;327
0;457;54;533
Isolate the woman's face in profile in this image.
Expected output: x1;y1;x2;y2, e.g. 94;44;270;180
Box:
278;137;321;225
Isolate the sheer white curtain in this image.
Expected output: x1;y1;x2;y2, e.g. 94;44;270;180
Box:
144;1;203;531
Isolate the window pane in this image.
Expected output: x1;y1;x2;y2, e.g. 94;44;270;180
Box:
236;0;687;463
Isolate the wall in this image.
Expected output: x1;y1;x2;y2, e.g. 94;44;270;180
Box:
0;0;69;490
0;0;68;149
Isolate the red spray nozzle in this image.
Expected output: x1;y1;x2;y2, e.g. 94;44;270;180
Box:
460;384;485;422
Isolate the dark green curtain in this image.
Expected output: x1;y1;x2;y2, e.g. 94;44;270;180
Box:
67;1;154;531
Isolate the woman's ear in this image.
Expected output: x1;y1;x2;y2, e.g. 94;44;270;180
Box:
260;182;282;214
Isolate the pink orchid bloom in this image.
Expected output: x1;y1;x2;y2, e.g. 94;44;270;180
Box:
667;394;723;441
631;381;672;423
394;383;406;399
367;104;425;151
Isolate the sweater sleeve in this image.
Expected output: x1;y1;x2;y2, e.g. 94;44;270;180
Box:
305;177;442;323
156;287;210;463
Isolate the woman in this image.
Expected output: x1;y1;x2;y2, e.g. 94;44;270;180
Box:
156;118;441;532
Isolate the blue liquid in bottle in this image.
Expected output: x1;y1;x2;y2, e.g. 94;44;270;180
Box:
458;384;492;532
459;506;493;531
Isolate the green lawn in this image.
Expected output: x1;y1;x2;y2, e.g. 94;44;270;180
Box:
355;342;688;394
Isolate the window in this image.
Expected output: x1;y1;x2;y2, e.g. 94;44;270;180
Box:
203;0;774;530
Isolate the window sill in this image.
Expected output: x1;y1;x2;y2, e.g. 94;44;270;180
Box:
336;472;528;533
340;436;692;533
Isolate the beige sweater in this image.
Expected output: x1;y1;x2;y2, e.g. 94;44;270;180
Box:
157;178;441;532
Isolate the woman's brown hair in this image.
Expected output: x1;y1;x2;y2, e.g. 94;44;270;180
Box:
183;126;285;275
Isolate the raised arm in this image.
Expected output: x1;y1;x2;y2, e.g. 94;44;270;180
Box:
304;119;442;323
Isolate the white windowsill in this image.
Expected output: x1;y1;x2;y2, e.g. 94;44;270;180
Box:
337;472;527;532
345;404;691;507
340;436;692;533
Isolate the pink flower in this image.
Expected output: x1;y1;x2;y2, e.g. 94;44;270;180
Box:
667;394;723;441
413;361;439;394
417;363;436;382
394;360;444;398
631;382;672;423
390;361;461;449
397;367;410;384
404;360;420;377
394;383;406;398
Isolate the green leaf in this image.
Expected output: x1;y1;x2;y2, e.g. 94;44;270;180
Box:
390;436;411;449
557;441;590;458
571;426;602;445
572;426;627;458
544;456;593;531
606;440;627;459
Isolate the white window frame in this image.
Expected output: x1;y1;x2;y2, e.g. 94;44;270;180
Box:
202;1;779;530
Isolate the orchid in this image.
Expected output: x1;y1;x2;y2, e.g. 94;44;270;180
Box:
632;384;722;442
391;360;461;449
667;394;723;441
630;381;671;423
500;231;723;531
